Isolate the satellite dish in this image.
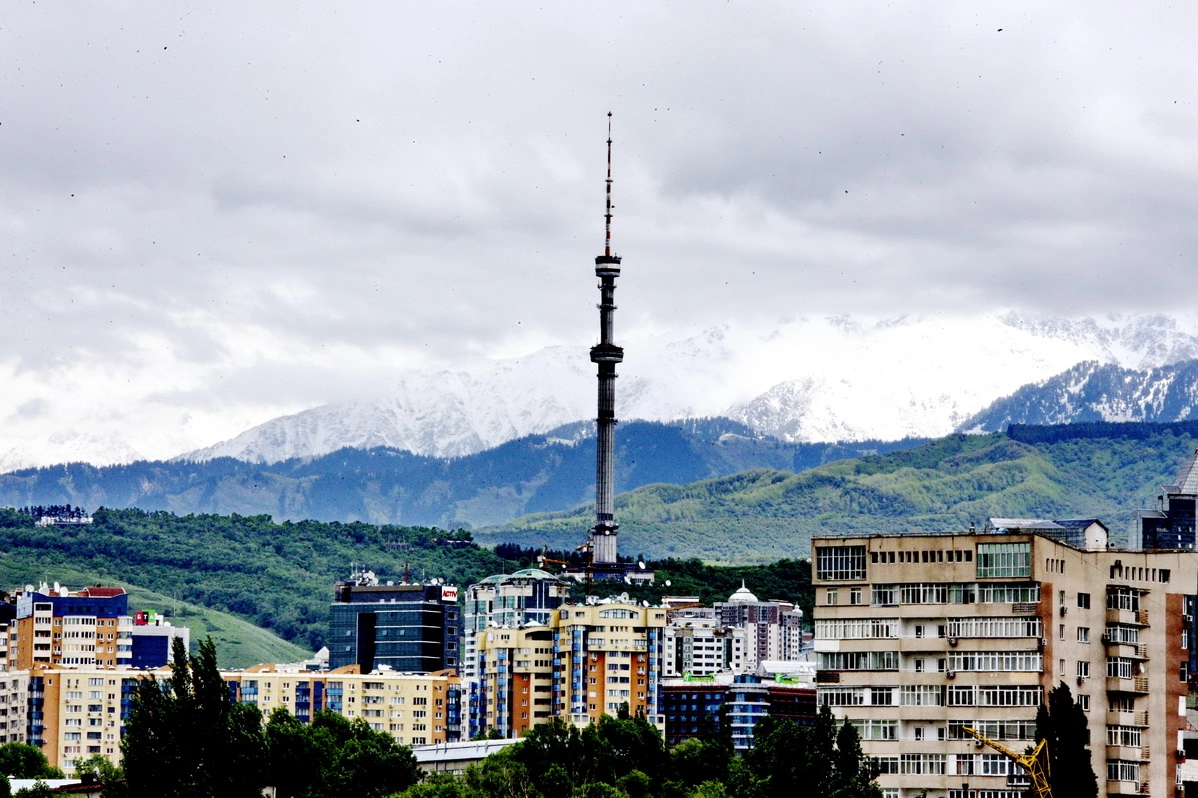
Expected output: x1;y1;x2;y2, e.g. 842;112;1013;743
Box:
665;580;672;587
638;560;646;570
642;600;650;607
624;575;632;585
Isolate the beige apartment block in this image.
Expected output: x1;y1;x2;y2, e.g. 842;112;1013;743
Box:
228;665;457;748
812;529;1195;798
554;603;666;728
23;663;457;774
476;626;556;737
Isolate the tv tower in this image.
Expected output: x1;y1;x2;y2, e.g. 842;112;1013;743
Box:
590;112;622;568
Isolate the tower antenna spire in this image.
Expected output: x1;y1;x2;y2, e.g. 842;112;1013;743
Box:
604;111;613;258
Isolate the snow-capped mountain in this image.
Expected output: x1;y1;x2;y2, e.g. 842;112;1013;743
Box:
960;359;1198;432
180;312;1198;465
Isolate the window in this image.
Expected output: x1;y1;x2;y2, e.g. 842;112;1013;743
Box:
1077;626;1089;643
947;651;1042;672
976;543;1031;578
899;754;946;775
849;587;862;606
976;583;1041;604
818;687;865;707
946;617;1041;639
816;546;866;581
1077;694;1089;711
1077;661;1089;678
1078;593;1091;609
1106;657;1134;679
1107;760;1139;782
900;685;945;706
817;651;898;671
852;719;897;740
1107;587;1140;612
976;685;1042;707
815;619;897;640
1107;725;1141;747
871;585;897;606
1105;624;1139;645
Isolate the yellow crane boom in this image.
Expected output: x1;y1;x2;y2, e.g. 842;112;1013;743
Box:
962;726;1052;798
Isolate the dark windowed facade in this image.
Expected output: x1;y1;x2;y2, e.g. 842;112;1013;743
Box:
330;578;459;674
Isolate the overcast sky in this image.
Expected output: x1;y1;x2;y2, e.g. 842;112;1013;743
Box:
3;1;1198;466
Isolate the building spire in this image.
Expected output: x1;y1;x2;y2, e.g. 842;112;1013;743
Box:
604;111;614;258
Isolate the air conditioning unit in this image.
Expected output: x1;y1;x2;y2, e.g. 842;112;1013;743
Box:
1060;606;1068;617
946;670;956;679
1077;675;1086;686
1185;615;1194;624
948;637;958;647
1039;637;1048;649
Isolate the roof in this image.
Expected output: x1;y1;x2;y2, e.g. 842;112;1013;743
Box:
503;568;561;581
1176;448;1198;495
727;581;758;604
988;518;1105;532
75;586;126;598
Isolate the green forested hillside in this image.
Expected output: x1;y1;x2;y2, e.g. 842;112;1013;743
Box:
0;508;506;653
479;431;1198;563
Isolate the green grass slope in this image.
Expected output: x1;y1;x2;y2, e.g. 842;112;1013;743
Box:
479;432;1198;563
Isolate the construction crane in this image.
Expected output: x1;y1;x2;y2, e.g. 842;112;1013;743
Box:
962;726;1052;798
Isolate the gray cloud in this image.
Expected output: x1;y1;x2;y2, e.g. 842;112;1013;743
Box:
2;0;1198;463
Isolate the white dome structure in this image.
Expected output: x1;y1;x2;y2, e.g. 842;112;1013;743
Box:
727;581;758;603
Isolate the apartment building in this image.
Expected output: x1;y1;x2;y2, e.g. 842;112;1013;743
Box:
469;600;666;737
0;671;28;743
812;526;1196;798
12;585;131;669
19;662;460;774
227;665;459;748
554;602;666;728
662;606;747;677
28;664;136;773
715;584;806;670
661;672;816;749
475;625;556;738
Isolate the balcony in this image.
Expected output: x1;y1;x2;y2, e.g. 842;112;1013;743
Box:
1106;780;1143;796
1106;608;1150;627
1106;710;1149;727
1106;676;1150;694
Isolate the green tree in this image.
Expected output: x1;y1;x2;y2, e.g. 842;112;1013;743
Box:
0;743;63;779
121;636;267;798
73;754;126;798
1035;682;1098;798
742;707;880;798
265;709;420;798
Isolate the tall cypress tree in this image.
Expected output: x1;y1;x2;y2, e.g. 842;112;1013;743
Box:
1035;682;1098;798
